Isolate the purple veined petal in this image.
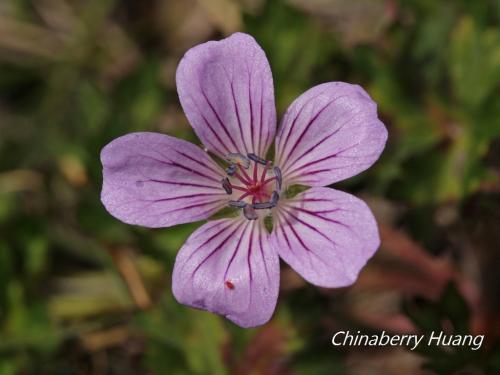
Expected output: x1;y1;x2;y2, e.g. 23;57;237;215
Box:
274;82;388;187
172;218;280;328
101;132;228;228
270;187;380;287
176;32;276;158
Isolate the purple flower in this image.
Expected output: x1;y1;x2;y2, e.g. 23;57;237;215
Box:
101;33;387;328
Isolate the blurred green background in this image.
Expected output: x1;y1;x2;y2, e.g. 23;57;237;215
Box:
1;0;500;374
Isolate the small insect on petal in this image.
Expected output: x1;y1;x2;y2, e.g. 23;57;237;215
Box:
225;164;237;176
229;200;247;208
243;204;258;220
221;177;232;194
273;166;282;191
270;191;280;205
247;153;268;166
226;153;250;169
225;280;235;290
252;201;275;209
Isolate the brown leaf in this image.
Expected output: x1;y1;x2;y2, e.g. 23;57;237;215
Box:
232;323;290;375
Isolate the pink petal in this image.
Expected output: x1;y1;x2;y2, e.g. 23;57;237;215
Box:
172;218;279;328
270;187;380;287
176;33;276;158
101;132;228;228
275;82;387;186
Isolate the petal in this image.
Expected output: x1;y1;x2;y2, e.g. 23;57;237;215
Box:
274;82;387;186
172;218;280;328
270;187;379;287
101;132;228;228
176;32;276;158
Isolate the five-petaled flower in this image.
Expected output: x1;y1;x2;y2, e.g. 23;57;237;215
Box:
101;33;388;328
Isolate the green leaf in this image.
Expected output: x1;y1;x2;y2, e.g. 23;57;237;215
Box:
450;16;500;110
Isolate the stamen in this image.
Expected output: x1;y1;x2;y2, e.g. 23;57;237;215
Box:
243;204;258;220
225;280;235;290
270;191;280;205
225;164;237;176
273;166;282;191
253;201;276;209
229;200;247;208
247;153;268;165
225;153;250;169
221;177;232;194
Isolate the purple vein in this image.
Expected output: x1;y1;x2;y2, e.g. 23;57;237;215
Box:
230;80;249;154
280;110;361;173
276;89;329;157
257;224;269;280
153;200;223;218
281;95;347;168
281;214;323;269
143;179;221;190
287;197;331;203
289;206;351;229
282;214;330;267
247;222;254;283
137;153;219;183
191;221;245;277
197;110;232;155
173;149;223;178
258;75;265;156
200;86;240;151
247;221;255;309
141;192;222;204
184;220;240;267
247;68;255;153
282;207;342;243
285;142;361;177
223;221;250;280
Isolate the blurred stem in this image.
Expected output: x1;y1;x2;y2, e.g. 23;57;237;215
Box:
109;248;152;310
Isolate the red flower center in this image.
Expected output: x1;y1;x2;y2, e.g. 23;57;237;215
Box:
230;161;275;204
221;153;282;220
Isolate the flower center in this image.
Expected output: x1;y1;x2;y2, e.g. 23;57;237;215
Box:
221;153;282;220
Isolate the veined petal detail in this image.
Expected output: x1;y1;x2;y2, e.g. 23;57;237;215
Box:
101;132;228;228
176;32;276;158
275;82;387;187
270;187;379;287
172;218;280;328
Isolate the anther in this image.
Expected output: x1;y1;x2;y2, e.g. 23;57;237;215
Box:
273;166;282;191
226;153;250;169
221;177;232;194
229;200;247;208
225;164;237;176
253;201;276;209
225;280;235;290
270;191;280;205
243;204;258;220
247;153;268;166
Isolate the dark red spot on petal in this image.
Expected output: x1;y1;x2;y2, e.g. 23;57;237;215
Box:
225;280;235;290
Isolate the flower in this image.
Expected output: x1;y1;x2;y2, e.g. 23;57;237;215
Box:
100;33;388;328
